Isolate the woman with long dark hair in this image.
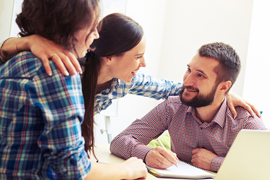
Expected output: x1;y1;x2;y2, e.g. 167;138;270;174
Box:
0;1;147;179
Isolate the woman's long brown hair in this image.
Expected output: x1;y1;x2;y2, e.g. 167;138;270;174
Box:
81;13;144;157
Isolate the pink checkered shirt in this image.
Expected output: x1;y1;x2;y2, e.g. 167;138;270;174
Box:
110;96;266;172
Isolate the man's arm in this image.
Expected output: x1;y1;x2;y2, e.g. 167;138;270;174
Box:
191;148;222;172
110;97;178;169
0;35;81;75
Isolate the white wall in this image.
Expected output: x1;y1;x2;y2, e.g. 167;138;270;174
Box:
243;0;270;128
0;0;14;40
159;0;253;96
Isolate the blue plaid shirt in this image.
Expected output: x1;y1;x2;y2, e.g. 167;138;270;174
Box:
94;72;183;114
0;51;90;179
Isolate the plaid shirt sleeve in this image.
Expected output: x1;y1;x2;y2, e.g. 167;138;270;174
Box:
128;71;182;99
110;97;177;161
33;61;91;179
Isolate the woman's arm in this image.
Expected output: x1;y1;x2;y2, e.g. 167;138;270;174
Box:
85;158;147;180
0;35;81;76
226;92;261;118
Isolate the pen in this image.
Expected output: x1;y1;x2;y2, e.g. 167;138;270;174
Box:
157;139;178;168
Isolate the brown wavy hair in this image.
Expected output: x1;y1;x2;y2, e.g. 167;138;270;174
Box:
81;13;144;157
16;0;101;158
16;0;100;52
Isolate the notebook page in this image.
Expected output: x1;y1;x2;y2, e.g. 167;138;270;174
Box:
147;160;215;178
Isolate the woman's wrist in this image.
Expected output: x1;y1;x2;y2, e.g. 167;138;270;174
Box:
16;36;32;53
0;37;31;60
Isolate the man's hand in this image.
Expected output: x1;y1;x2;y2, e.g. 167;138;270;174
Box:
191;148;217;171
145;146;178;169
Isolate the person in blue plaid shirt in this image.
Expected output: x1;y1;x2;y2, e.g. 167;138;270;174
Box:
0;0;148;180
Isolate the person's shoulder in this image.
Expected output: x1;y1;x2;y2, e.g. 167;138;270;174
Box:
166;96;185;108
162;96;189;116
0;51;62;80
0;51;39;75
227;105;263;122
233;106;252;118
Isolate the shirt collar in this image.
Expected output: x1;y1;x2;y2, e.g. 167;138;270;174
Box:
185;97;227;128
96;78;119;96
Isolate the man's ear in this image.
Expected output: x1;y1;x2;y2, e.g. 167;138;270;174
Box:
219;81;232;93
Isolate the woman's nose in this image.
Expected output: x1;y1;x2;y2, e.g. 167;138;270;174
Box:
140;57;146;67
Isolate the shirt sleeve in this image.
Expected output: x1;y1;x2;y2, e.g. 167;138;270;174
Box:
211;157;224;172
32;61;90;179
110;97;175;161
128;71;182;100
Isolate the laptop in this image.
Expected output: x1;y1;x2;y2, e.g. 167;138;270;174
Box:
215;129;270;180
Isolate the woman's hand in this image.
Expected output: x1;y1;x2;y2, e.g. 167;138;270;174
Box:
226;92;261;118
86;157;147;180
122;157;148;180
27;35;82;76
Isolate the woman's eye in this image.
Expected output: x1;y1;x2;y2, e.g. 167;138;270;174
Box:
197;74;204;78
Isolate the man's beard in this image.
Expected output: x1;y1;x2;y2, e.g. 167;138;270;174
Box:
179;85;217;108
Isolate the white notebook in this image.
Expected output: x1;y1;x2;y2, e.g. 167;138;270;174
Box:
146;159;215;179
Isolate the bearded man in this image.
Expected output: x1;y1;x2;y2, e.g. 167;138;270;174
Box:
110;42;267;172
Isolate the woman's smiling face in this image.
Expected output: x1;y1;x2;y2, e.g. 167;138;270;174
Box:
108;35;146;82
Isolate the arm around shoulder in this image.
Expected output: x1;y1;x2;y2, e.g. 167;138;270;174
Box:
110;97;175;161
129;72;183;100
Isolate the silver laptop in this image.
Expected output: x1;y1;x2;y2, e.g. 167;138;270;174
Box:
215;129;270;180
